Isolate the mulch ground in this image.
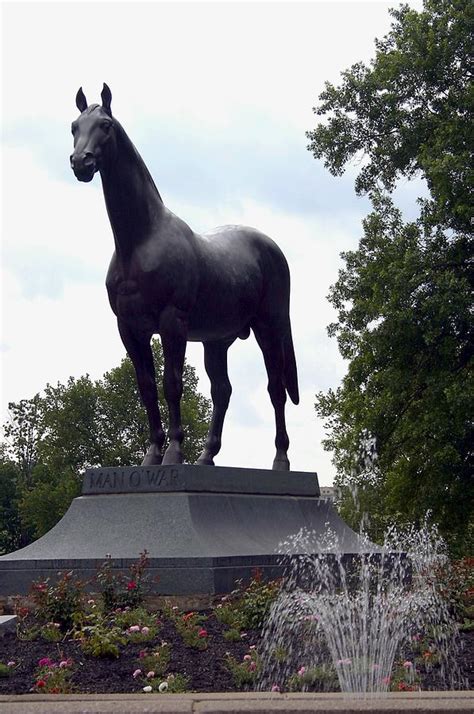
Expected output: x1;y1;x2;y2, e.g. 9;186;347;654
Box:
0;614;472;694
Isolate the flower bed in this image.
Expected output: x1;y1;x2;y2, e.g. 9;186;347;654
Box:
0;556;472;695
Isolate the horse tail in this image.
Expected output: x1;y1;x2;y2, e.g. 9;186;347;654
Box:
283;328;299;405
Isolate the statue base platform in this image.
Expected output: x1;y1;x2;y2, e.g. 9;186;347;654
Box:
0;464;379;596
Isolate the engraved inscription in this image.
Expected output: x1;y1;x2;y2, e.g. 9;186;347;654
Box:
84;466;181;493
129;470;141;488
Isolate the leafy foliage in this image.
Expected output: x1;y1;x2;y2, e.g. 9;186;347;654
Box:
224;647;260;688
165;607;209;650
96;551;151;611
307;0;473;233
215;571;282;634
30;571;84;631
307;0;473;554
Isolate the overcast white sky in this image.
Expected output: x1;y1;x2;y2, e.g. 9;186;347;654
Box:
1;0;423;483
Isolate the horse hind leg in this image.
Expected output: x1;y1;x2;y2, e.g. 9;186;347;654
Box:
253;322;290;471
196;338;234;466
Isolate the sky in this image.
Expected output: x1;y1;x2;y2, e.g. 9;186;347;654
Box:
1;0;423;483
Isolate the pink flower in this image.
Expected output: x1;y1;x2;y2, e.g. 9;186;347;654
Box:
271;684;280;692
243;654;252;661
403;660;413;668
7;661;15;667
59;660;70;669
298;666;306;676
129;625;140;633
141;626;150;635
198;628;208;638
132;669;142;679
127;580;137;590
38;657;53;667
139;650;146;658
249;661;257;672
146;671;155;679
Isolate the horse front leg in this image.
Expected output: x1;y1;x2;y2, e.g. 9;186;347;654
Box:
117;320;165;465
159;306;188;465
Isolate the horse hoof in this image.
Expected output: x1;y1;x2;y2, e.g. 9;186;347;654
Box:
272;457;290;471
162;445;183;465
142;445;163;466
196;454;215;466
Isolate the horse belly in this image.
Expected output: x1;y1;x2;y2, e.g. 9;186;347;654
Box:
187;283;259;342
115;289;158;333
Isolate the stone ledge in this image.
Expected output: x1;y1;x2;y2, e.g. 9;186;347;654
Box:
0;614;17;637
82;464;320;497
0;692;471;713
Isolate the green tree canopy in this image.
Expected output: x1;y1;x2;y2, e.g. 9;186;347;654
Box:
1;339;211;546
307;0;473;232
307;0;473;554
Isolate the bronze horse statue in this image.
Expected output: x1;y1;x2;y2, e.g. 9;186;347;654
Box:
70;84;299;470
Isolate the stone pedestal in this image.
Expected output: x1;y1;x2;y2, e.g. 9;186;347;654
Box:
0;464;378;596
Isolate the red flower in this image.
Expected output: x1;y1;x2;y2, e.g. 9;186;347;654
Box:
127;580;137;590
198;628;208;638
36;680;46;688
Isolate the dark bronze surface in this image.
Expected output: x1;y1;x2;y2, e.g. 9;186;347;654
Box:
71;84;299;470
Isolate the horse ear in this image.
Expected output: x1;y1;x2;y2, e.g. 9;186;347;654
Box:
76;87;88;112
101;83;112;116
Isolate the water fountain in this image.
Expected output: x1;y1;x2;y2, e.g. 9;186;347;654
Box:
258;520;465;695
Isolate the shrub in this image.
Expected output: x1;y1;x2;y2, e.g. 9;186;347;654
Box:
114;606;159;630
40;622;63;642
33;657;74;693
215;570;282;634
137;642;171;677
79;610;126;658
225;647;260;689
80;624;126;658
30;571;84;630
96;551;151;611
165;607;209;650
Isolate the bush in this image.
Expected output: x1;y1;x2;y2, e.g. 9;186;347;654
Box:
96;551;151;610
30;571;84;630
215;570;282;634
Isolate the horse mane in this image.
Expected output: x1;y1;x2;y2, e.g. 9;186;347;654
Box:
111;116;163;204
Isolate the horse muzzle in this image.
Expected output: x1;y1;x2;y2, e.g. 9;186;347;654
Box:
70;152;98;182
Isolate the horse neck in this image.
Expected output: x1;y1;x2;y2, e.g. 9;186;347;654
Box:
100;120;163;259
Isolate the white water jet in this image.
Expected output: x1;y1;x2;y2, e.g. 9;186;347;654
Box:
258;521;464;694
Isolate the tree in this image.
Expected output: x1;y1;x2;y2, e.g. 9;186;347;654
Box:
2;340;211;545
307;0;473;555
307;0;473;233
0;446;28;553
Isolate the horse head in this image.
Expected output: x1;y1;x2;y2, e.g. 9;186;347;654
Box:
70;83;115;182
